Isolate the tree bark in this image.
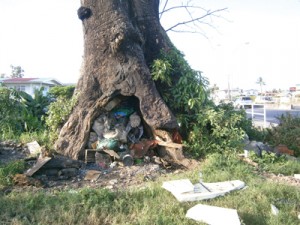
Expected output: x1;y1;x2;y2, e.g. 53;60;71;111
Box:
55;0;178;160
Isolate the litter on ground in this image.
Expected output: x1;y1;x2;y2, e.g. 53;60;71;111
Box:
186;204;241;225
162;179;245;202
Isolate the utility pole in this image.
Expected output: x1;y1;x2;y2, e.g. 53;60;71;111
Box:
228;74;231;101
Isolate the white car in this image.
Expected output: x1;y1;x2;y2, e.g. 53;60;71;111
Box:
255;96;275;104
233;96;253;109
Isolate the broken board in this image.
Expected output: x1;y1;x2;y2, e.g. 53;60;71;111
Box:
25;155;52;176
162;179;245;202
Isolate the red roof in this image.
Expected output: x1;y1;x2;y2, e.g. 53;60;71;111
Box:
3;78;37;83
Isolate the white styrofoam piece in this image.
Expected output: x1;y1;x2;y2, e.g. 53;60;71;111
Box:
294;174;300;180
162;179;194;194
270;204;279;216
186;204;241;225
162;179;245;202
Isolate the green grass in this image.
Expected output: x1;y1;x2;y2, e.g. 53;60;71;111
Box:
0;154;299;225
249;151;300;175
0;160;26;188
0;129;52;152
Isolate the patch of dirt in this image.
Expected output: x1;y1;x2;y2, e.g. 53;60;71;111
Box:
0;141;194;193
261;171;300;187
240;156;300;187
0;142;27;165
2;142;299;193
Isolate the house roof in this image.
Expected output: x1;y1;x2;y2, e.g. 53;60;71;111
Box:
3;78;37;83
2;77;63;86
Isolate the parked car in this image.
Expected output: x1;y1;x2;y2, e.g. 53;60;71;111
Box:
233;96;253;109
255;96;275;104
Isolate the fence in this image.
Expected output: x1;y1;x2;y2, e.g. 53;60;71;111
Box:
242;104;267;128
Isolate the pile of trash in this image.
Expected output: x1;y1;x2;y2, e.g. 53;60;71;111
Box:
3;100;191;188
86;102;180;168
8;140;168;189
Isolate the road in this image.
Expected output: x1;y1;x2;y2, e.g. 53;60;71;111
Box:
245;107;300;125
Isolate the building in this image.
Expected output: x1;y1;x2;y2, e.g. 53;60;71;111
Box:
243;89;259;96
1;77;63;97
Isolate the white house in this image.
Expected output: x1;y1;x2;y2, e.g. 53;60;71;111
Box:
1;77;63;97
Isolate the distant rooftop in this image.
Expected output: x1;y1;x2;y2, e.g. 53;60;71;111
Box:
1;77;63;86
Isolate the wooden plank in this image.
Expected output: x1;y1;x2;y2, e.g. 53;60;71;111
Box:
156;140;183;149
25;155;52;176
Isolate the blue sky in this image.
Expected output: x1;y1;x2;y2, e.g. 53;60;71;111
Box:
0;0;299;91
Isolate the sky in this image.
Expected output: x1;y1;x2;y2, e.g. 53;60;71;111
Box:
0;0;299;91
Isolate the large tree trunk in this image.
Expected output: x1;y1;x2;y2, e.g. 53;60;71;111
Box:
55;0;178;160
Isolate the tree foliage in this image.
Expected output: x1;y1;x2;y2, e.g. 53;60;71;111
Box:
0;87;25;135
256;76;266;94
151;48;209;116
10;65;24;78
0;87;49;138
48;85;75;99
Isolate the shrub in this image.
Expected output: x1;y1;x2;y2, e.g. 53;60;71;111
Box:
45;93;78;145
48;85;75;99
150;49;264;158
265;113;300;156
185;104;249;157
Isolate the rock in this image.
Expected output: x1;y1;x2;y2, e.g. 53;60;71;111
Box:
59;168;78;177
26;141;42;156
244;141;272;157
84;170;101;181
42;156;82;169
109;179;118;185
37;169;60;176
